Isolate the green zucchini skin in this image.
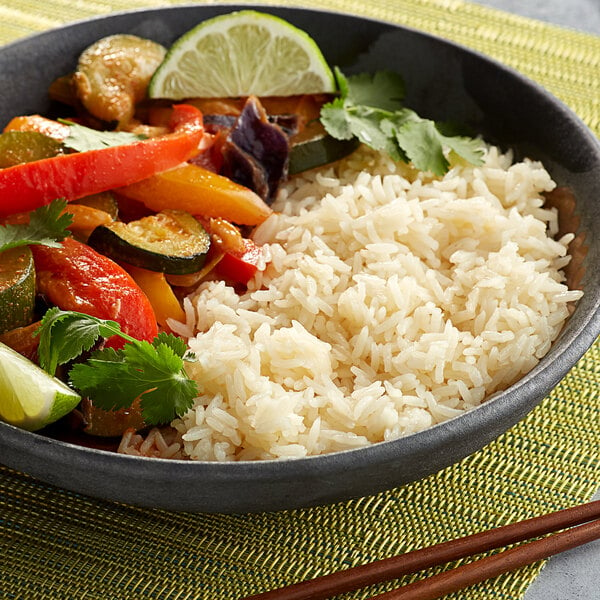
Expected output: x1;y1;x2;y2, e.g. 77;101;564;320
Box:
0;246;35;335
0;131;63;168
288;135;360;175
87;210;211;275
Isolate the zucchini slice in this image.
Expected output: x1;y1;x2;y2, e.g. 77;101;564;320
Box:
0;131;63;168
0;247;36;335
288;134;360;175
87;210;211;275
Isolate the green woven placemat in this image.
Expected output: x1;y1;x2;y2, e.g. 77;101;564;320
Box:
1;1;599;599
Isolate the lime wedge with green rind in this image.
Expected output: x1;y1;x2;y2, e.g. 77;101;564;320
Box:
0;341;81;431
148;10;336;99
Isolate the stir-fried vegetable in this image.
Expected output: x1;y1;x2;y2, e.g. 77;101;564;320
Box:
0;131;63;167
219;95;292;203
117;163;272;225
0;12;490;441
31;237;158;348
126;266;187;331
87;209;211;275
0;104;204;217
4;114;71;139
0;247;35;335
216;238;263;285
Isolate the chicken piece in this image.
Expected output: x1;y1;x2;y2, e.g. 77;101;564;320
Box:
73;34;166;127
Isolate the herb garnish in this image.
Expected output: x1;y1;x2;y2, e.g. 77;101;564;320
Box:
59;120;147;153
37;308;198;425
321;69;485;175
0;198;72;253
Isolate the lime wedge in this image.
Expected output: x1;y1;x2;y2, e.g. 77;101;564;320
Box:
0;342;81;431
148;10;336;99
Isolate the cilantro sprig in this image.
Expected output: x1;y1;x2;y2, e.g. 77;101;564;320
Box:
59;120;147;153
0;198;72;253
36;308;198;425
321;69;485;175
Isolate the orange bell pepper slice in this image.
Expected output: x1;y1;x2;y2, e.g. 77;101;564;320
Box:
3;114;71;140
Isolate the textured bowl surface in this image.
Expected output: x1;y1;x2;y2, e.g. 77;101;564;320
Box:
1;4;599;513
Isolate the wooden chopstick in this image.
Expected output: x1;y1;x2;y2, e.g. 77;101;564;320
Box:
240;500;600;600
371;516;600;600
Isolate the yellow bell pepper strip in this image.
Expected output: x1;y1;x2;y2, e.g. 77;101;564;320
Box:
0;104;204;218
125;265;186;332
117;162;272;226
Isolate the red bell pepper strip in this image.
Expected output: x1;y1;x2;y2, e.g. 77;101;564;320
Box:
0;104;204;217
31;237;158;348
167;103;204;135
215;238;263;285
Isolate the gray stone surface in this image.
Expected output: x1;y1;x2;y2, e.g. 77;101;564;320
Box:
471;4;600;598
523;492;600;600
471;0;600;35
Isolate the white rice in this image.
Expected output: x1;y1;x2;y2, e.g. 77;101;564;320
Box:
169;145;582;461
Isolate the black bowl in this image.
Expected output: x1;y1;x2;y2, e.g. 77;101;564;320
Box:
1;4;599;513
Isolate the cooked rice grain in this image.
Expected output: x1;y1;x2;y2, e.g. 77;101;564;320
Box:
171;145;582;461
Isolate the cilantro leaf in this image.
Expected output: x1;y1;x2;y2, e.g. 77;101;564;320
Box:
69;348;146;411
37;309;198;425
69;339;198;424
152;331;196;363
60;120;147;152
320;97;355;140
36;308;122;376
321;69;485;174
0;199;72;253
138;341;198;423
393;114;487;175
394;117;449;175
323;102;397;154
442;134;487;167
342;69;405;111
346;105;400;156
